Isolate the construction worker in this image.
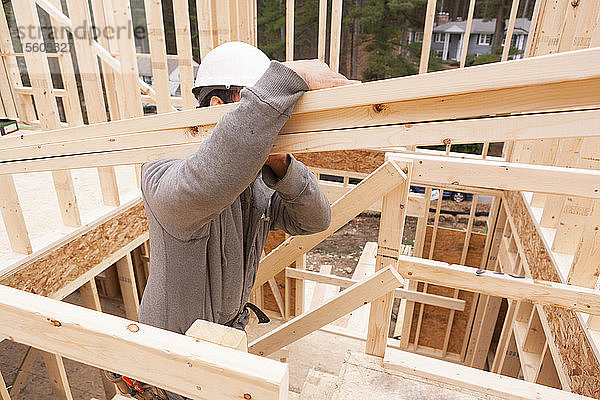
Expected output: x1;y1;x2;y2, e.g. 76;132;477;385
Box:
108;42;357;400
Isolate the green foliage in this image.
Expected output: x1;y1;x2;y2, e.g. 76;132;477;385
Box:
465;45;523;66
257;0;286;61
354;0;428;81
407;42;444;72
471;53;500;65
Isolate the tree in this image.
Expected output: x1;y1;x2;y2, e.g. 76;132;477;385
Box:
354;0;428;81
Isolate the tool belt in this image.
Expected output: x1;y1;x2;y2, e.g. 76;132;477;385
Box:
225;302;270;328
105;303;269;399
104;371;168;400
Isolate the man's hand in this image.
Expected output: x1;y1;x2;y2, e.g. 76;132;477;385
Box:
283;59;360;90
265;154;290;179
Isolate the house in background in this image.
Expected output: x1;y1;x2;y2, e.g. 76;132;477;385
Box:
409;14;530;62
137;58;200;110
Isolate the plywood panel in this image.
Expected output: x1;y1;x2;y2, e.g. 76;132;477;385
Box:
504;191;600;397
1;202;148;297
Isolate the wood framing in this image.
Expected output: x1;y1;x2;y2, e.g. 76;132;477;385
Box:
0;284;288;400
249;266;404;357
1;199;148;299
395;255;600;317
387;153;600;199
10;0;81;228
503;190;600;397
366;159;412;357
254;160;406;289
285;267;466;311
1;48;599;154
384;348;595;400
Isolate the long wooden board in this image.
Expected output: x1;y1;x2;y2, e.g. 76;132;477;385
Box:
0;284;288;400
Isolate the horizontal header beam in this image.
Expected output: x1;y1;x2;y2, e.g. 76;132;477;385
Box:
389;153;600;199
396;255;600;317
285;267;466;311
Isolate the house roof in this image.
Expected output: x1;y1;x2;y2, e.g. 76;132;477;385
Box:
137;57;182;77
137;57;200;97
433;18;530;35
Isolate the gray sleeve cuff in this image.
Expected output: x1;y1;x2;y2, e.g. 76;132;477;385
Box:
246;61;309;116
262;155;309;201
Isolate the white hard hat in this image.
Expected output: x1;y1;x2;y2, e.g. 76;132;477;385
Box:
192;42;271;102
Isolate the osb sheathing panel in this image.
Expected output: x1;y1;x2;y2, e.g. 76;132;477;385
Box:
294;150;385;174
408;227;486;354
1;202;148;297
504;190;600;398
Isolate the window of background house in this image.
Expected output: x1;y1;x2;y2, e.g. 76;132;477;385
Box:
478;34;492;45
434;33;444;42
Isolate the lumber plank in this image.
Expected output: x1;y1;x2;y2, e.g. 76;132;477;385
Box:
2;48;599;151
4;107;600;174
172;0;196;110
0;175;32;254
253;160;406;290
366;159;412;357
8;347;38;397
329;0;343;72
459;0;476;68
285;0;294;61
383;348;594;400
501;0;520;62
317;0;327;62
110;0;144;119
285;267;465;311
419;0;436;73
0;370;9;400
197;0;214;59
47;0;84;127
115;253;140;321
143;0;173;113
249;266;404;357
41;352;74;400
344;242;377;332
395;255;600;317
0;284;288;400
388;153;600;199
185;319;248;352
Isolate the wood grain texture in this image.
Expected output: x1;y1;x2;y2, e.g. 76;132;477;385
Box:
0;284;288;400
504;191;600;398
1;202;148;298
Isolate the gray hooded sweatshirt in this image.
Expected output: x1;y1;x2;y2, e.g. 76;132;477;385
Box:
138;61;331;341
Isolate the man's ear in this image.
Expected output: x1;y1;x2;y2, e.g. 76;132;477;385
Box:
210;96;225;106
